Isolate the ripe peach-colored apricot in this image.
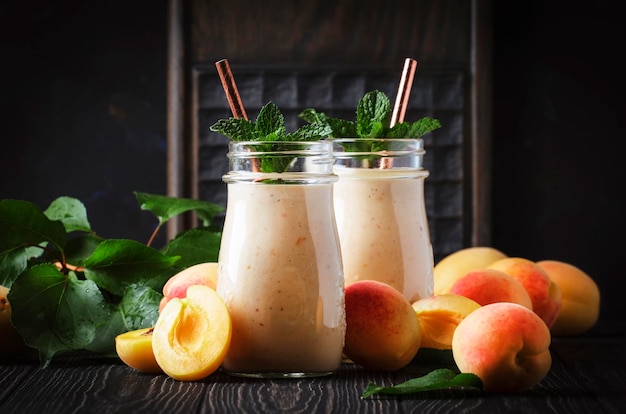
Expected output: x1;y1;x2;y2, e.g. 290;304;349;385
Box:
0;285;27;355
412;294;481;350
160;262;219;312
487;257;561;328
536;260;600;336
344;280;421;371
449;268;533;309
433;247;507;295
152;284;231;381
115;327;163;374
452;302;552;393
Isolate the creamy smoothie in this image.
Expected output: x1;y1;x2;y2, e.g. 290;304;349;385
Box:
333;167;434;304
217;182;345;377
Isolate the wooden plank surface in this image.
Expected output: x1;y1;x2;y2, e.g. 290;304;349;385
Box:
2;326;625;413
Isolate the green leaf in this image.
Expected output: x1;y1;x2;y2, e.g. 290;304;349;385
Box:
357;90;391;137
86;284;161;355
84;309;125;356
134;192;224;227
209;117;256;141
256;101;286;138
0;199;66;254
286;122;332;141
82;239;180;296
0;248;28;287
299;90;441;140
298;108;327;124
63;233;105;268
118;284;162;329
161;228;222;267
44;196;92;233
388;117;442;139
10;264;112;367
361;368;483;398
327;117;357;138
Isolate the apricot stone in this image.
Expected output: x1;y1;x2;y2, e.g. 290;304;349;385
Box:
452;302;552;393
344;280;421;371
433;247;507;295
536;260;600;336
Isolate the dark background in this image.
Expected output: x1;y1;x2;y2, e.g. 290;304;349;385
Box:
1;1;624;322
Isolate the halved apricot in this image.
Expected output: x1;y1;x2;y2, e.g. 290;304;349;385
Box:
412;294;481;350
115;327;163;374
152;284;231;381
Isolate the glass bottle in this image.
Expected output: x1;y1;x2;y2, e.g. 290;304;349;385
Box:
331;138;434;304
217;140;346;378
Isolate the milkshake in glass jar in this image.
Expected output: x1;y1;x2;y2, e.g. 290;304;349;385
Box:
216;140;346;378
332;138;434;304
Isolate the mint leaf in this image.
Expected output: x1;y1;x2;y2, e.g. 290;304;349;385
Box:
356;91;391;137
209;117;256;141
44;196;92;233
361;368;483;398
210;102;332;173
210;101;333;144
388;117;442;139
286;122;332;141
299;90;441;139
256;101;286;139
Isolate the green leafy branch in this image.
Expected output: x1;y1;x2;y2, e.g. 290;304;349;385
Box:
0;192;224;367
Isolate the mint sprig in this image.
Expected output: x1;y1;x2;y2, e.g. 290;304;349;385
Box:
210;101;332;142
299;90;441;139
210;101;332;173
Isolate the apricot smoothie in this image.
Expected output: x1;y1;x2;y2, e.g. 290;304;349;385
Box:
332;139;434;304
217;166;345;377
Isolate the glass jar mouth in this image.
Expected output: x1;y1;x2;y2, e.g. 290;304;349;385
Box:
228;140;333;157
226;140;335;179
329;138;424;155
329;138;425;169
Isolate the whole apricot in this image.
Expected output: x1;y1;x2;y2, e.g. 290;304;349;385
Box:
160;262;219;312
488;257;561;328
344;280;421;371
0;285;27;355
536;260;600;336
452;302;552;393
449;268;533;309
433;247;507;295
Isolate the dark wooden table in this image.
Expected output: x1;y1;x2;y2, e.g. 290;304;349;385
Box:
1;321;625;414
